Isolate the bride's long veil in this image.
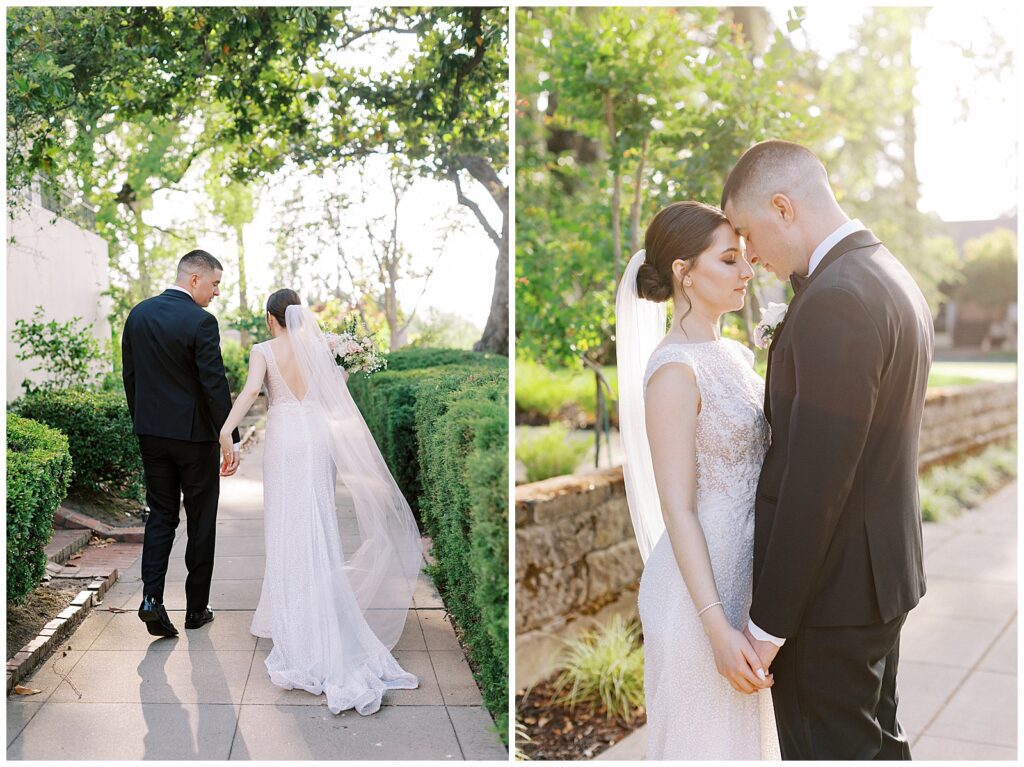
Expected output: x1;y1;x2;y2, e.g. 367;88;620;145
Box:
615;251;668;562
284;304;422;649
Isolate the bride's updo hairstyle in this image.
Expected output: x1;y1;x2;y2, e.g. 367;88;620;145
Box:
637;201;731;307
266;288;301;328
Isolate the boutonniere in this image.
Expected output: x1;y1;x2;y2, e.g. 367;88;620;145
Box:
754;302;789;350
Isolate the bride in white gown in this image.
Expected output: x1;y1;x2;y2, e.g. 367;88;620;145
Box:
615;202;780;759
219;289;422;715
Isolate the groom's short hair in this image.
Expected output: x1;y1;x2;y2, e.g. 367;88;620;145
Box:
721;140;830;210
177;250;223;277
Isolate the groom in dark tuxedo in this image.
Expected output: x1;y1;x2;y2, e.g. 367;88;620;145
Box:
122;250;241;637
722;141;933;759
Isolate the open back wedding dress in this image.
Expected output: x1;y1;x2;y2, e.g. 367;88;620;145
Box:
248;305;422;715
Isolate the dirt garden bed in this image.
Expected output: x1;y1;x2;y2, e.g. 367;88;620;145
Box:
516;676;645;760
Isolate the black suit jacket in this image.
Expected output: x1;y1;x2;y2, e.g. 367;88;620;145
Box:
121;289;241;444
750;229;933;637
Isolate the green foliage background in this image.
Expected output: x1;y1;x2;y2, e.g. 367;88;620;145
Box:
515;7;967;368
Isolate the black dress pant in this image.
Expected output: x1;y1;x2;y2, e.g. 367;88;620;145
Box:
771;612;912;760
138;436;219;613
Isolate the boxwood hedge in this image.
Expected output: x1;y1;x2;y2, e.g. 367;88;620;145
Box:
7;414;73;603
11;388;144;503
348;348;508;741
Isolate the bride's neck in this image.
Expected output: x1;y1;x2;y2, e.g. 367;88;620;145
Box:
671;303;721;342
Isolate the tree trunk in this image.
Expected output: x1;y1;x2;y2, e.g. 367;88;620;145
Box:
235;222;251;347
629;131;650;254
449;155;508;355
133;209;150;299
605;91;623;288
473;199;509;354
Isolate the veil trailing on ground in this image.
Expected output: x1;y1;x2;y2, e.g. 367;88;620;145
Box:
615;250;668;562
284;304;422;649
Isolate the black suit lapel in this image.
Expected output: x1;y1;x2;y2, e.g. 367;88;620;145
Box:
763;229;882;426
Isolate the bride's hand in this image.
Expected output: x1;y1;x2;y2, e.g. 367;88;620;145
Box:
707;621;774;695
219;431;237;476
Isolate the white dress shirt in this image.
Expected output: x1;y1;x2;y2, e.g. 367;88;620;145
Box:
747;218;866;647
167;285;240;454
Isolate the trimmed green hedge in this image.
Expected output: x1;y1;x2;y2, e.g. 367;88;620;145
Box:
11;388;144;503
7;414;73;603
348;348;508;741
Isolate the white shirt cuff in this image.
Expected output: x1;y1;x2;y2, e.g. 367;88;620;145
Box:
748;619;786;647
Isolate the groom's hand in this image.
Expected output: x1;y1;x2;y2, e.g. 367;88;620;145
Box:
743;626;781;669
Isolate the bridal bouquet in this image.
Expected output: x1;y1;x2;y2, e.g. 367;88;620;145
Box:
324;317;387;375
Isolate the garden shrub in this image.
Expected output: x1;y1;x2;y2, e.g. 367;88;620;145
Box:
11;388;144;503
348;349;509;741
221;339;249;397
515;357;618;424
552;614;645;722
6;414;73;603
517;424;591;482
918;440;1017;521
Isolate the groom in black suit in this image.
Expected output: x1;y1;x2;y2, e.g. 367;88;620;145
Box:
122;250;241;637
722;141;933;759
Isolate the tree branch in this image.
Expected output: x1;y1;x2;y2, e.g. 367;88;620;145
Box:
448;169;500;246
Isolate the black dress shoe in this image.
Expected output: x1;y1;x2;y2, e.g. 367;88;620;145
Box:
184;606;214;630
138;595;178;637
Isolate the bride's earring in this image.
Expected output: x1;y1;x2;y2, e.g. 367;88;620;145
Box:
683;276;693;287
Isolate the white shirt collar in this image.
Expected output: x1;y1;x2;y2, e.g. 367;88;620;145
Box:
167;285;195;302
808;219;866;276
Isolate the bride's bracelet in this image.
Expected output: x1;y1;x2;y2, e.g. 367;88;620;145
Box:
696;600;724;618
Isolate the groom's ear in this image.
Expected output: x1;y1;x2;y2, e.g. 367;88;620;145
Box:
770;193;795;224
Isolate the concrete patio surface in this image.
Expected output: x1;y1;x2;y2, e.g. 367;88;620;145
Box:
7;434;507;761
598;480;1018;761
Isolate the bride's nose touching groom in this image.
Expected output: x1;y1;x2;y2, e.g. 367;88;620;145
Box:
121;250;422;716
616;140;933;760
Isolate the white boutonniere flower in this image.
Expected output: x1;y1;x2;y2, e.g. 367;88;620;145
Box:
754;302;789;350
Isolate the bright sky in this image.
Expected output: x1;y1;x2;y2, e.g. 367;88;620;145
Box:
146;19;504;329
768;4;1017;221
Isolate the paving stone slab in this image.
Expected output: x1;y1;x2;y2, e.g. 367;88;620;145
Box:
124;579;264;611
901;612;1007;670
896;660;971;736
7;702;239;760
431;650;484;706
89;610;259;653
447;705;508;760
924;532;1016;583
6;701;42;747
927;670;1017;748
911;734;1017;760
7;650;88;705
230;703;464;760
419;610;463;652
166;554;266;581
911;577;1018;621
977;619;1017;675
45;649;254;705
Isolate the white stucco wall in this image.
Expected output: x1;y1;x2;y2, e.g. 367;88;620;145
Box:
6;198;111;402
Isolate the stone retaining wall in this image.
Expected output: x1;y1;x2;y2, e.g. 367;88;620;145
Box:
515;381;1017;688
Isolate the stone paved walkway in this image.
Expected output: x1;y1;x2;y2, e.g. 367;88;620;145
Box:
7;434;507;760
598;480;1018;761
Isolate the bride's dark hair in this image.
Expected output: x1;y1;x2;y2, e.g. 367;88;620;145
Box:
266;288;301;327
637;201;731;312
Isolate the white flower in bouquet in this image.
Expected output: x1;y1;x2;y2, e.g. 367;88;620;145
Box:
324;327;387;375
754;302;789;350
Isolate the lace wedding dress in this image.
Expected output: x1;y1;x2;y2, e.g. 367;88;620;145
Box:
638;338;780;759
249;338;418;715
